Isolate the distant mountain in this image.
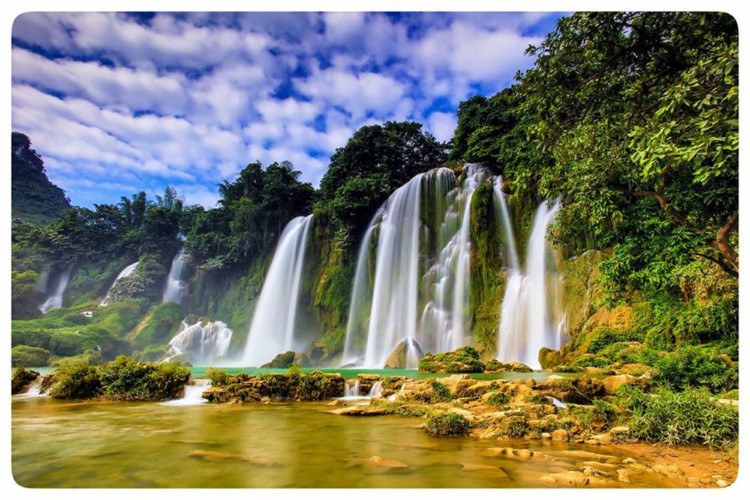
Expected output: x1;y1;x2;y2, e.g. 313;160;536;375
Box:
12;132;70;226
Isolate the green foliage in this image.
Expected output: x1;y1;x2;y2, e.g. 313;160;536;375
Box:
11;270;43;319
98;356;190;401
46;362;102;399
11;132;71;226
11;345;50;367
205;367;230;386
297;371;333;400
647;345;738;394
133;302;184;349
187;161;313;269
500;415;530;438
616;386;738;448
425;413;471;436
317;121;449;236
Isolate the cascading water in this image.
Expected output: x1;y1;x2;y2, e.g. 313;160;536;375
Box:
242;215;313;366
495;193;563;369
368;381;383;398
164;319;233;365
100;262;138;306
162;248;187;303
161;379;212;406
38;265;73;314
343;164;490;368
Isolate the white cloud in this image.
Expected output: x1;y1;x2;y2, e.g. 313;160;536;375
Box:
427;111;457;142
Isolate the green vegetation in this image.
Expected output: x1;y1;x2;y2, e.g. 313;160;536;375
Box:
425;413;471;436
43;356;190;401
616;386;738;448
11;132;70;226
419;346;485;373
645;345;738;394
11;345;50;367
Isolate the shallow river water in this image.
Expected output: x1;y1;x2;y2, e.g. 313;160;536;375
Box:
12;394;677;488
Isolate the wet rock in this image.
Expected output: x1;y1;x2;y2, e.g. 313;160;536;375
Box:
539;471;610;487
12;368;40;395
538;347;565;369
384;339;424;369
617;469;632;483
556;450;618;462
541;432;552;440
327;399;347;406
331;405;391;416
653;464;685;479
600;374;636;394
551;429;569;442
460;463;510;478
582;461;619;472
367;455;409;469
485;447;535;460
717;479;729;487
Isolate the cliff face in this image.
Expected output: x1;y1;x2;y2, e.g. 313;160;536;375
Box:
11;132;70;226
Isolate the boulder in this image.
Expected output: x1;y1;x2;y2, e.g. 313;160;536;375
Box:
551;429;569;442
418;346;484;373
485;360;533;373
384;339;424;369
601;374;636;395
331;405;391;416
538;347;565;369
261;351;310;368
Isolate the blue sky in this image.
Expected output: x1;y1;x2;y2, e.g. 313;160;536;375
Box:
12;12;565;208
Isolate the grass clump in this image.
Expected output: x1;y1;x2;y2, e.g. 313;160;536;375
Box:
615;385;738;449
98;356;190;401
487;391;510;406
425;413;471;436
430;380;452;402
205;367;230;386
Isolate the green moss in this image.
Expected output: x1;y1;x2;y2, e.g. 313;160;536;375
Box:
430;380;452;402
487;391;510;406
46;362;102;399
98;355;190;401
206;367;230;386
132;302;184;350
419;346;485;373
425;413;471;436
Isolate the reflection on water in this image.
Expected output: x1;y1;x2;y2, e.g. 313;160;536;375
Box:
13;397;671;488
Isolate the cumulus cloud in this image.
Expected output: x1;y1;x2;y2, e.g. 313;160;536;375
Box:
11;11;563;208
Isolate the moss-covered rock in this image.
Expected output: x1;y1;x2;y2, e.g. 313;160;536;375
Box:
419;346;485;373
425;413;471;436
485;360;533;373
204;370;345;403
261;351;311;368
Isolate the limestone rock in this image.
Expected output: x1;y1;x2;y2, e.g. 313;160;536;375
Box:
551;429;570;442
384;339;424;369
418;346;484;373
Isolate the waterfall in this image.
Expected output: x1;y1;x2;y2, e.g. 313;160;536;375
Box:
242;215;313;366
164;320;233;365
344;379;361;397
492;176;519;270
38;265;73;314
343;164;490;368
99;262;138;306
162;248;187;303
495;199;563;369
368;381;383;398
161;379;212;406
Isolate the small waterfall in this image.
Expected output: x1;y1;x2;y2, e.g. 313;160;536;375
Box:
495;199;563;368
344;379;361;397
16;377;45;398
161;379;212;406
162;248;187;303
165;320;233;365
100;262;138;306
38;265;73;314
242;215;313;366
492;176;519;270
368;381;383;398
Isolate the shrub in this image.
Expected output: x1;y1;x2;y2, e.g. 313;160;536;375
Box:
11;345;51;367
425;413;471;436
297;371;332;400
49;331;86;356
11;327;53;349
98;355;190;401
46;362;102;399
650;345;738;393
500;415;530;438
571;354;610;369
419;346;485;373
206;367;230;386
616;386;738;449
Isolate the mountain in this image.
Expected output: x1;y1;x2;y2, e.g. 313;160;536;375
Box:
12;132;70;226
